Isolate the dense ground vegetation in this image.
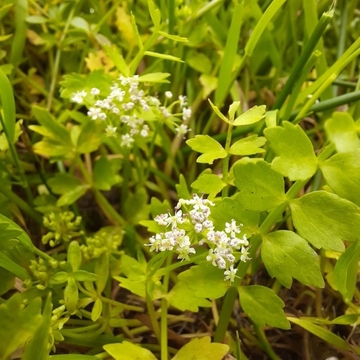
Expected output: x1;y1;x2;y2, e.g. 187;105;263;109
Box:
0;0;360;359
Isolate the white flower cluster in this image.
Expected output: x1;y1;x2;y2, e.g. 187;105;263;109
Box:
70;76;191;147
147;194;250;282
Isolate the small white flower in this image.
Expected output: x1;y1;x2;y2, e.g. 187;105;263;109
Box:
206;249;218;266
90;88;100;95
71;90;87;104
225;219;242;238
140;125;149;137
176;124;190;137
105;125;117;137
160;106;171;118
179;95;187;108
120;134;134;147
224;265;238;282
88;107;102;120
240;246;251;262
182;107;192;121
165;91;173;99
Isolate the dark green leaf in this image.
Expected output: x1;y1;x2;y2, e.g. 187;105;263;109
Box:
48;173;84;194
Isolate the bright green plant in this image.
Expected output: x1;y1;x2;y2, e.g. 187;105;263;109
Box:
1;0;360;359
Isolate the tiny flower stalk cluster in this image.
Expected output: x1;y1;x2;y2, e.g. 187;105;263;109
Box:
147;194;250;282
70;75;191;148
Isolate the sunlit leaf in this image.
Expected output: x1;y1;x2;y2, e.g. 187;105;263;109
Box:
104;341;157;360
229;135;266;155
264;121;318;180
324;112;359;153
186;135;227;164
320;150;360;206
191;173;226;198
177;262;229;299
233;158;286;211
172;336;229;360
233;105;266;126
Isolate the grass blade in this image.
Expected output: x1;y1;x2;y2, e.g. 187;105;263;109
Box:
273;8;333;110
214;2;244;105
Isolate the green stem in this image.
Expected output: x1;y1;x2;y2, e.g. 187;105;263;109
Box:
222;121;233;197
289;91;360;121
47;3;77;110
130;31;159;75
294;48;360;123
76;155;126;226
160;254;172;360
0;186;41;224
146;291;161;343
273;9;333;110
253;324;279;360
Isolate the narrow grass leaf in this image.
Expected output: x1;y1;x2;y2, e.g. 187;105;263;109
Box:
214;2;244;104
288;317;360;354
0;69;16;142
144;51;184;62
0;252;29;279
245;0;286;57
334;241;360;301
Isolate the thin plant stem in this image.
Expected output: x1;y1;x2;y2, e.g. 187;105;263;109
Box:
47;3;77;111
222;121;234;197
160;254;172;360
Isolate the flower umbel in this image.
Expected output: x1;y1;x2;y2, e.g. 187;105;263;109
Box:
70;76;191;149
146;194;251;282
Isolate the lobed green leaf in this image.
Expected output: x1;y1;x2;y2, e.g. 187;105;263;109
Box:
233;158;286;211
264;121;318;180
239;285;290;329
261;230;324;288
290;191;360;251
